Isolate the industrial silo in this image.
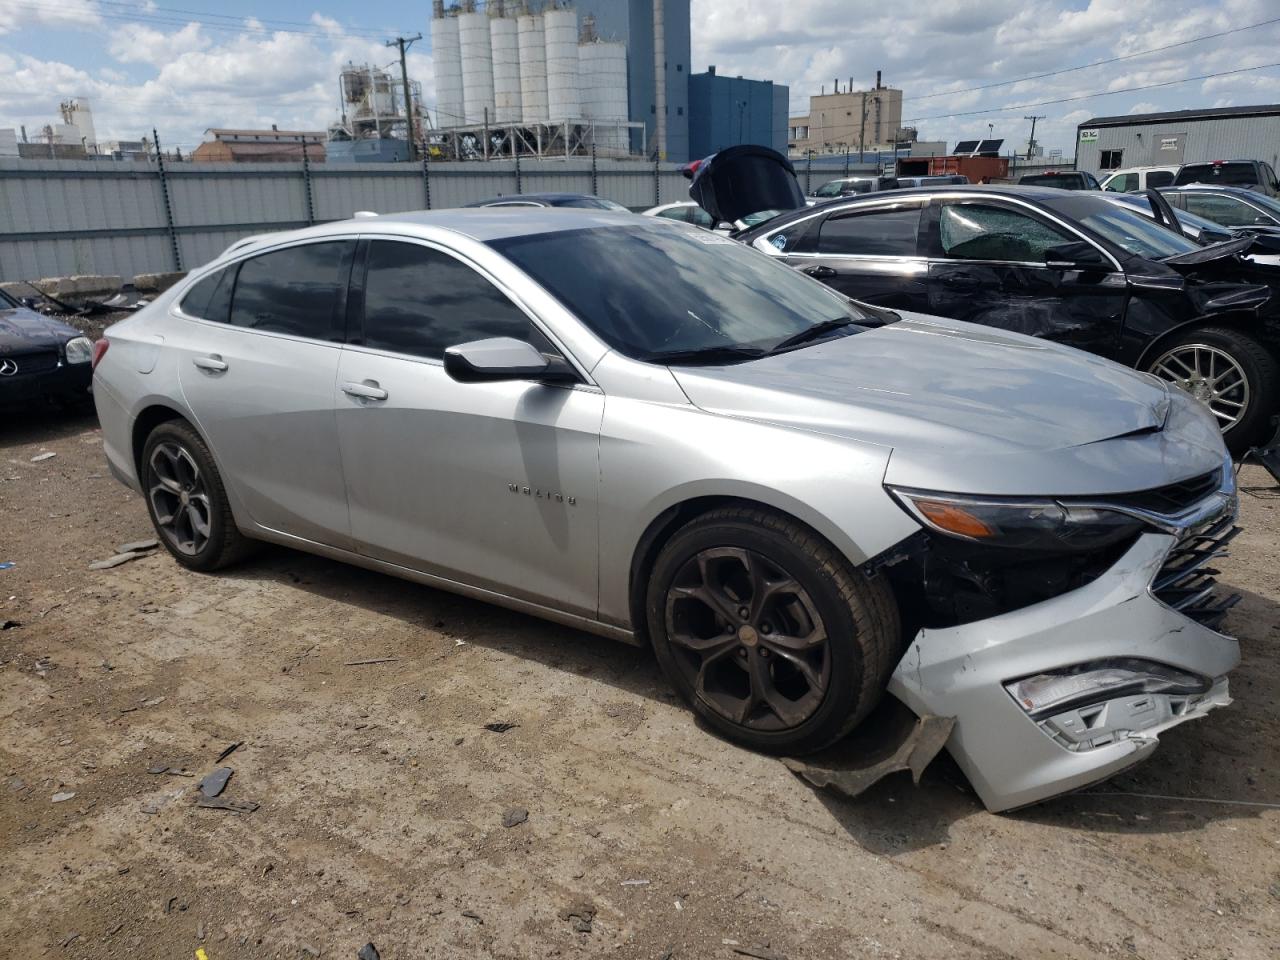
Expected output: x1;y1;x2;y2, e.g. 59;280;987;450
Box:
579;39;627;154
431;3;464;129
543;5;580;121
517;10;548;124
459;7;495;125
491;10;522;124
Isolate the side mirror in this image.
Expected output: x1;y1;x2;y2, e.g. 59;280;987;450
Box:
1044;241;1109;270
443;337;576;384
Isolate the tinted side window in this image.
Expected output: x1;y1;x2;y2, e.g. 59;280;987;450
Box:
1146;171;1174;188
180;267;235;323
1182;194;1258;228
817;206;921;256
939;203;1073;262
229;241;353;339
361;240;534;360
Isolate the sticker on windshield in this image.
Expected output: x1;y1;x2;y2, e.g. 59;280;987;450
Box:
694;233;735;244
769;234;789;251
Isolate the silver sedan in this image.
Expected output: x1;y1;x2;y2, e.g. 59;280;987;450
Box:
92;209;1240;811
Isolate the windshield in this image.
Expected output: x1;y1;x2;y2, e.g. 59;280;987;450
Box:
490;221;871;363
1239;191;1280;218
1176;163;1261;187
1105;195;1234;238
813;180;846;197
1039;194;1201;258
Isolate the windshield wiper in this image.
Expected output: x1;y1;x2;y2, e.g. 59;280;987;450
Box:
769;317;860;354
647;345;768;366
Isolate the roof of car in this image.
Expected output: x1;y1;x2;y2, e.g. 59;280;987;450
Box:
464;192;607;206
1162;184;1267;195
209;209;649;260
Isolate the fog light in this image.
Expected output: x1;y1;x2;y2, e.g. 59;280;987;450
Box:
1005;659;1208;718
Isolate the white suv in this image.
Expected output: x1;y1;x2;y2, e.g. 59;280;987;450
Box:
1101;166;1178;193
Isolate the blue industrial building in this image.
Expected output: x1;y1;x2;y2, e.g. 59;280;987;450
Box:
687;66;789;159
577;0;691;161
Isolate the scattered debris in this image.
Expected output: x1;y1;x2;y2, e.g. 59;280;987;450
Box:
51;791;76;803
356;944;381;960
195;796;260;813
142;696;167;708
343;657;400;666
1;619;19;630
59;932;80;948
300;943;322;957
198;767;234;798
781;710;955;802
558;900;596;934
89;551;145;570
215;741;243;763
144;765;194;778
502;806;529;828
30;452;57;462
0;562;13;571
733;947;786;960
164;896;178;915
197;921;206;941
621;879;650;886
483;721;518;733
461;910;484;924
118;538;159;553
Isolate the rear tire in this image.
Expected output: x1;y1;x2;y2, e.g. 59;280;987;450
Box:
645;506;900;755
141;420;254;572
1144;326;1279;455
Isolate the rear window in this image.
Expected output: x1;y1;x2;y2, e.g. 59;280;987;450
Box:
1019;174;1084;189
1175;163;1261;186
1146;170;1175;188
180;267;235;323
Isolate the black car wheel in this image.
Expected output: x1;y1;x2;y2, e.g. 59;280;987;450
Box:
1145;326;1279;454
646;506;900;755
141;420;253;571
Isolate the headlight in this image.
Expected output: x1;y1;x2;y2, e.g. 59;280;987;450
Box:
888;487;1144;552
1005;659;1209;717
64;336;93;364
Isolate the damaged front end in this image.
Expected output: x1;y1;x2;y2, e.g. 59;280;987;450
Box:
879;458;1241;812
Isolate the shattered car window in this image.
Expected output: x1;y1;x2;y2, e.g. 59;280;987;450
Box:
939;204;1072;262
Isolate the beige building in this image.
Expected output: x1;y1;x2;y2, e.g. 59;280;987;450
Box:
788;78;904;156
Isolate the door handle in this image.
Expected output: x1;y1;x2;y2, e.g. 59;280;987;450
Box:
192;354;228;373
804;265;837;279
342;380;389;402
943;273;982;289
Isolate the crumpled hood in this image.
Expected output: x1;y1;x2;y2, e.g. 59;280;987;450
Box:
0;305;79;354
670;312;1226;496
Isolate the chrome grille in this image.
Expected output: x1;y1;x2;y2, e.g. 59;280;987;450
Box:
1152;515;1241;631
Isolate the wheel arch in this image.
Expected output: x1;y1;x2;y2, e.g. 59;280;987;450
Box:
1135;312;1278;370
626;493;873;649
130;403;191;478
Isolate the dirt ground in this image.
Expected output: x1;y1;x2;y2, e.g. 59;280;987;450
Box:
1;410;1278;960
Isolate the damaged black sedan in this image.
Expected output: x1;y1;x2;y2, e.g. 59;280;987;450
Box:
734;181;1280;453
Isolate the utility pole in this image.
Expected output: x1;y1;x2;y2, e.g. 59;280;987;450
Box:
386;34;423;159
1024;115;1045;160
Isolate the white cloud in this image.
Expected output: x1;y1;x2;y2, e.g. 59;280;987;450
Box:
0;0;100;35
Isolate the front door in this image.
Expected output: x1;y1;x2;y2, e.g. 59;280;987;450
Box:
782;199;931;310
334;238;603;618
174;239;356;548
923;198;1130;359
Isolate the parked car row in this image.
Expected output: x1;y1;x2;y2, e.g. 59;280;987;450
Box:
73;144;1262;814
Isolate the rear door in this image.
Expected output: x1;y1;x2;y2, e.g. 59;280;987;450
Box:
175;239;356;548
924;197;1130;357
334;237;603;617
774;199;930;310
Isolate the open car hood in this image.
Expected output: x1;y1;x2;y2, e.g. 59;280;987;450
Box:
685;145;806;226
1161;236;1257;267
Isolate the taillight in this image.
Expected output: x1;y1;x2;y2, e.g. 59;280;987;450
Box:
91;338;110;370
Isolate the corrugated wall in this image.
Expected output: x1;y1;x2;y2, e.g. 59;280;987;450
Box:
1076;116;1280;173
0;158;696;283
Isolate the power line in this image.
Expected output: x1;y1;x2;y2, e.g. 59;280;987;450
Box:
904;15;1280;104
904;60;1280;123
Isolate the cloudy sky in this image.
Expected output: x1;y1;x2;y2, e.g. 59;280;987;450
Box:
1;0;1278;156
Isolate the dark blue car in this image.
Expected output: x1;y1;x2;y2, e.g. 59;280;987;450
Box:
0;290;95;411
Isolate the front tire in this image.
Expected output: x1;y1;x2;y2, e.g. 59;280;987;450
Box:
645;506;900;755
141;420;253;571
1144;326;1279;455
